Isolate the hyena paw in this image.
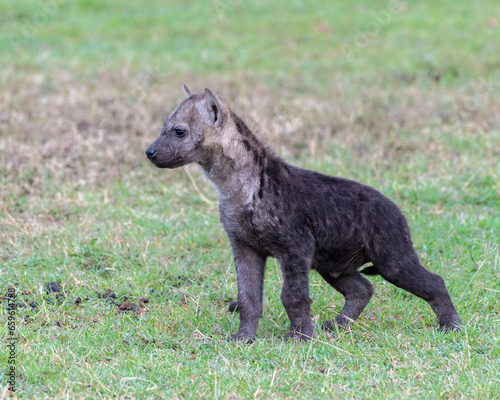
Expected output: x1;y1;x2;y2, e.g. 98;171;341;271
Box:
438;320;463;333
321;316;351;332
226;334;254;344
284;324;315;342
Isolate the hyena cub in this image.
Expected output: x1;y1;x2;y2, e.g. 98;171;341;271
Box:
145;85;462;342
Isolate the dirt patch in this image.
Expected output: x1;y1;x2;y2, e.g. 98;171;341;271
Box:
1;284;151;321
115;300;139;314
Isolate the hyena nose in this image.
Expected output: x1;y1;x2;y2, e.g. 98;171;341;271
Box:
145;148;157;159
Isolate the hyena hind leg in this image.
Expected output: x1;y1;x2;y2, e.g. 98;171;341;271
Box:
319;271;374;331
375;255;462;331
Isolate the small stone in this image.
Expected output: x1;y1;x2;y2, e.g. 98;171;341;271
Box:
228;301;239;313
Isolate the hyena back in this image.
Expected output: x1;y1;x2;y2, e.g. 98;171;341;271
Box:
145;85;462;342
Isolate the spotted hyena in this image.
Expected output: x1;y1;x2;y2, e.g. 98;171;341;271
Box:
145;85;462;342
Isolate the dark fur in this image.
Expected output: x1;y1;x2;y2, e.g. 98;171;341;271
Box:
145;86;462;342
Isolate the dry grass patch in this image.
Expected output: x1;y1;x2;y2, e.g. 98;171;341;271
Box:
1;69;499;186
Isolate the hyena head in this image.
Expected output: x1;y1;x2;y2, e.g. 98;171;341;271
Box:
145;84;229;168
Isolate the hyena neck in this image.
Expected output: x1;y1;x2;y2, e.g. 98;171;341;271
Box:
198;111;271;204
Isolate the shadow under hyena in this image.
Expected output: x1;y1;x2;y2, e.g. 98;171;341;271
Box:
145;85;462;342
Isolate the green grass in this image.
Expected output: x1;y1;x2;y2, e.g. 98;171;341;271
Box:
1;0;499;85
1;0;500;398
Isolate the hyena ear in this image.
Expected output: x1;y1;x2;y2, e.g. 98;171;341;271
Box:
203;88;227;128
182;83;193;97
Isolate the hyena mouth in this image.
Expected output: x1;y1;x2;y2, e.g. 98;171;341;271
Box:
154;157;186;169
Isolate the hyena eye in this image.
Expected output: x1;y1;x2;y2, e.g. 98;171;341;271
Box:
175;129;186;138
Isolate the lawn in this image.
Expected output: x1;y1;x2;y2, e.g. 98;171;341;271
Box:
0;0;499;398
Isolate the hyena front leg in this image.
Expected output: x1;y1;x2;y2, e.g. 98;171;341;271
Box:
279;249;315;342
229;242;267;342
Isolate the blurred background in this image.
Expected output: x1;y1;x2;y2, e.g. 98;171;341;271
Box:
1;0;499;186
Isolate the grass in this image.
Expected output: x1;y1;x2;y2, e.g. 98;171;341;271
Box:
1;0;499;398
1;0;499;84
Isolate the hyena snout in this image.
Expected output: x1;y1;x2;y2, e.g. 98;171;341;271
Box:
145;147;157;159
145;142;186;169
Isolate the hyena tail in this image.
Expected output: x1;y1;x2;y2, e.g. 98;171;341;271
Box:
360;265;379;276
